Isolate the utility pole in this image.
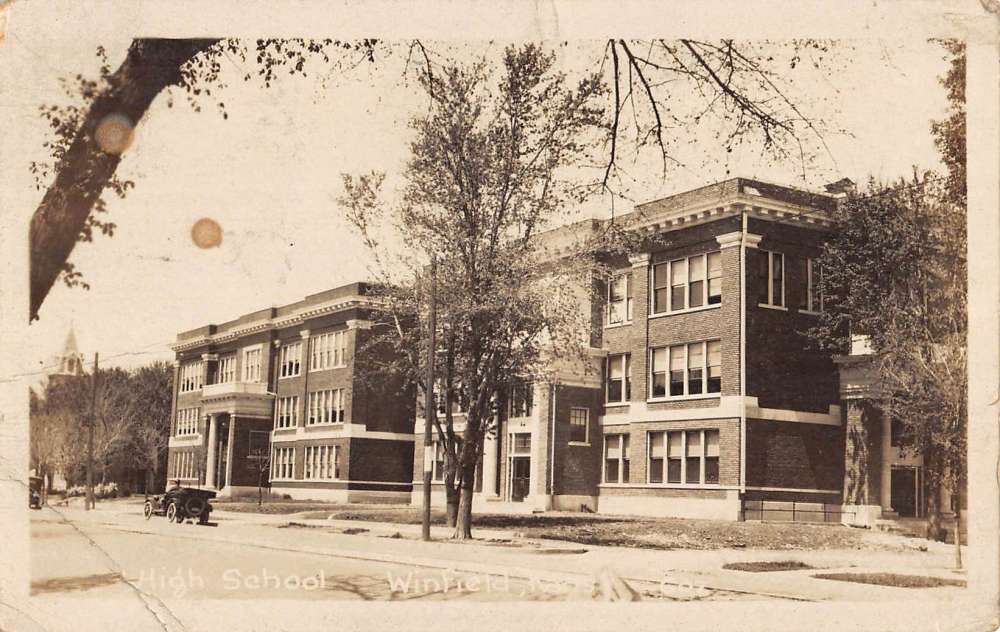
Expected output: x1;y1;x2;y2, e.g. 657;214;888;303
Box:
422;256;437;542
86;352;98;510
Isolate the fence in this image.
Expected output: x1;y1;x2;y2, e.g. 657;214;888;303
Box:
741;500;855;524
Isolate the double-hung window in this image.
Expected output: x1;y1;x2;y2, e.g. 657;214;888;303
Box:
304;445;339;480
242;347;262;382
179;362;203;393
509;382;533;418
648;429;720;485
279;342;302;378
217;355;236;384
605;354;631;404
800;257;823;313
310;331;347;371
758;250;785;307
607;272;633;325
271;447;295;480
175;408;199;436
649;340;722;399
604;434;630;483
308;389;345;424
275;396;299;429
569;408;589;444
651;251;723;315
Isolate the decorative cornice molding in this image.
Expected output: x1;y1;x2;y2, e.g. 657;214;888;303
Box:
346;319;373;330
628;252;650;268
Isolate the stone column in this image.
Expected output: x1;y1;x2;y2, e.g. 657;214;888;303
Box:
880;409;893;514
482;428;499;497
225;417;237;491
205;414;218;489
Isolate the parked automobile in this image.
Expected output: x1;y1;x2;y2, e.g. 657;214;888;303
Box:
144;486;215;525
29;475;43;509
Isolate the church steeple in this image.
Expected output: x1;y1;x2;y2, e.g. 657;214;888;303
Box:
53;326;85;378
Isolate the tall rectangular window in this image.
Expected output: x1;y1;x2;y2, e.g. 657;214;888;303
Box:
670;258;687;311
304;445;339;480
217;355;236;384
604;434;630;484
242;347;261;382
569;408;589;444
650;341;722;399
274;396;299;429
607;272;633;325
688;256;705;308
175;408;200;436
179;362;203;393
758;250;785;307
805;258;823;312
271;447;295;480
605;354;631;404
509;382;533;418
707;251;722;305
308;389;345;424
279;342;302;378
310;331;347;371
648;429;721;486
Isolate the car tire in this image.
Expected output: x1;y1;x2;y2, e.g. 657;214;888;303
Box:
184;496;206;518
166;501;178;523
143;501;153;520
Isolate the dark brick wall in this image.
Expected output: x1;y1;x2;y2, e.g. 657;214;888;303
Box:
229;417;275;487
349;438;415;484
842;400;883;505
746;219;839;413
745;419;844;491
551;385;604;496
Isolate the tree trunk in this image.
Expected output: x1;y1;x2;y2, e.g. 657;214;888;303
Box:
29;38;218;320
453;477;474;540
926;484;945;542
445;475;459;527
953;502;962;569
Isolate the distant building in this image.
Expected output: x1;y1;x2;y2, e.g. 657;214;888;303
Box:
47;327;86;386
167;283;415;501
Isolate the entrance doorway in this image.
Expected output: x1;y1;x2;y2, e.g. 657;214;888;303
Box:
511;457;531;502
891;466;918;517
215;416;230;489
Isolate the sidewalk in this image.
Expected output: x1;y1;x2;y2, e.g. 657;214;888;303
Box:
59;500;968;603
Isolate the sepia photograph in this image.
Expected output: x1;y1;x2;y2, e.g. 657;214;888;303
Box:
1;1;998;630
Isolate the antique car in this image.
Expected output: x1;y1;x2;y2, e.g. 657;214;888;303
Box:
144;486;215;525
29;475;43;509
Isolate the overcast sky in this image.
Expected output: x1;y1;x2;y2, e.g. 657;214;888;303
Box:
2;7;953;376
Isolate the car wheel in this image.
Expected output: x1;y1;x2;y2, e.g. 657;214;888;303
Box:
143;501;153;520
166;501;178;523
184;496;206;518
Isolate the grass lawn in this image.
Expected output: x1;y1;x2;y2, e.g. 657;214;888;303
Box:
215;501;909;551
722;561;815;572
812;572;966;588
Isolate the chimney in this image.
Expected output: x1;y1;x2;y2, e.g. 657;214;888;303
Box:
823;177;856;198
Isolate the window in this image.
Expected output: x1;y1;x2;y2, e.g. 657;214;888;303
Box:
275;396;299;429
649;341;722;399
604;434;630;483
308;389;345;424
651;252;723;315
432;441;446;482
310;331;347;371
242;347;262;382
175;408;200;436
512;433;531;454
647;429;721;485
173;451;196;479
217;355;236;384
607;272;633;325
802;258;823;313
509;382;533;418
271;447;295;480
758;250;784;307
179;362;203;393
278;342;302;378
569;408;589;444
707;251;722;305
304;445;339;480
605;354;631;404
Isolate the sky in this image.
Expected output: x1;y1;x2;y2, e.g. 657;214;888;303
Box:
1;9;954;378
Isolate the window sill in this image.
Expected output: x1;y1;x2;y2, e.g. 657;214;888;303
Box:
603;402;630;408
173;433;201;440
305;421;346;428
568;441;591;447
648;303;721;320
599;482;732;490
309;365;348;373
278;374;302;380
757;303;788;312
798;309;822;316
646;393;721;403
603;321;633;330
